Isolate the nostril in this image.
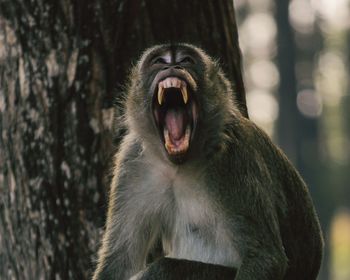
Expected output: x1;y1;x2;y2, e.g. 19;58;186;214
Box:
162;66;170;70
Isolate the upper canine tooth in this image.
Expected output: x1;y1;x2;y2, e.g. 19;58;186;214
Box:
181;85;188;104
158;85;164;105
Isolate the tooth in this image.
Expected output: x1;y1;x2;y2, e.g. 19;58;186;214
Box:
166;79;171;88
181;85;188;104
164;127;169;141
171;79;177;88
185;125;191;137
164;128;172;152
158;85;164;105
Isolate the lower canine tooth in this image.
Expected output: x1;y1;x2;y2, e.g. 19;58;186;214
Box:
164;128;171;153
185;125;190;137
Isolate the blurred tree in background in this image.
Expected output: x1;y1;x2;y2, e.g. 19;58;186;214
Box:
275;1;332;278
0;0;246;279
235;0;350;279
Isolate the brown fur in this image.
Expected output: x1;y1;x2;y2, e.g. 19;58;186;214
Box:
93;44;323;280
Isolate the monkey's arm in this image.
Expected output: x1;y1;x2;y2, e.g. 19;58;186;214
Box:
93;139;160;280
249;119;323;278
275;148;324;278
230;119;323;279
93;190;149;280
231;210;288;279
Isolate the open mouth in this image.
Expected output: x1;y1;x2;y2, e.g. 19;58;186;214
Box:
153;76;197;160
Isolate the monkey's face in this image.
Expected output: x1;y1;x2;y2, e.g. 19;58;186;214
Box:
127;44;236;164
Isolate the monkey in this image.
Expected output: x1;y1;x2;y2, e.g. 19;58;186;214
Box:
92;43;323;280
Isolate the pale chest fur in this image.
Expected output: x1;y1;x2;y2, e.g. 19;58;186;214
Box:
134;155;241;268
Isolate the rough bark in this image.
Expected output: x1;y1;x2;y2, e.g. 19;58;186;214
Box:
0;0;246;279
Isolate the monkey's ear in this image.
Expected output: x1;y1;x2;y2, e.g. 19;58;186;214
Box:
136;257;237;280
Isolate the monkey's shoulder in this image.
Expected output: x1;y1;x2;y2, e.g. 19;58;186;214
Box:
225;117;298;177
215;116;311;208
114;133;143;164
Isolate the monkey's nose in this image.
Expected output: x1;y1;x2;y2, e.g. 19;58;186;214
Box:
162;65;184;72
173;66;184;70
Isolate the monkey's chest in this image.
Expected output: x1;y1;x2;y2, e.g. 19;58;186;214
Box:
162;182;241;268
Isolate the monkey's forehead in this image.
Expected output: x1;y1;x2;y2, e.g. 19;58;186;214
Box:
137;43;210;67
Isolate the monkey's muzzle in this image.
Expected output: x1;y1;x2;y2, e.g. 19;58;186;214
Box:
153;76;197;161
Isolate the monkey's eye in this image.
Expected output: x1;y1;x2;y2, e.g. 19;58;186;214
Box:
179;56;195;65
152;57;167;65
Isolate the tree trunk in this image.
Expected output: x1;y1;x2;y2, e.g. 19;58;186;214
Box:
0;1;246;279
275;0;298;163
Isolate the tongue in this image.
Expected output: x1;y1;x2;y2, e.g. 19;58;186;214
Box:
165;108;186;141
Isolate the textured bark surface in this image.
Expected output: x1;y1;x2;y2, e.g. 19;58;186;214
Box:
0;0;246;279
